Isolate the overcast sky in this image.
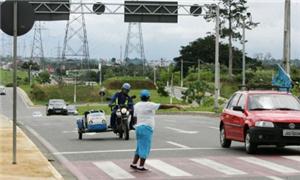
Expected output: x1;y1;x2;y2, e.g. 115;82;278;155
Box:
2;0;299;61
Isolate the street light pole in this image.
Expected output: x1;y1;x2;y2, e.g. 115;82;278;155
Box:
242;18;246;87
181;59;183;87
214;4;220;112
283;0;291;74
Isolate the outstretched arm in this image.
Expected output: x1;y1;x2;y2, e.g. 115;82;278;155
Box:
159;104;182;110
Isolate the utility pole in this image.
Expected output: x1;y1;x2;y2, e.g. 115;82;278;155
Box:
283;0;291;74
214;4;220;112
181;59;183;87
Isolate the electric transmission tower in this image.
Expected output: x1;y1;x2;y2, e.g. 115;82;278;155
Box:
124;22;146;73
62;0;90;70
30;21;45;68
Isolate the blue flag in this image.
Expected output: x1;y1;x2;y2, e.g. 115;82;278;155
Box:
272;64;292;91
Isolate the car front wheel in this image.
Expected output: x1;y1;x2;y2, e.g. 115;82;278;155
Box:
245;130;257;154
220;126;231;148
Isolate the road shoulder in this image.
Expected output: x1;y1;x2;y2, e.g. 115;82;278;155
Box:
0;114;62;179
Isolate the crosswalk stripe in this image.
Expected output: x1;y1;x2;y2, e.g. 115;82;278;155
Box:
191;158;247;175
283;156;300;163
238;157;299;174
93;161;135;179
147;159;192;177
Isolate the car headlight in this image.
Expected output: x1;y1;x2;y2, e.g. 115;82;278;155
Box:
48;106;53;109
121;108;127;114
255;121;274;128
63;106;67;109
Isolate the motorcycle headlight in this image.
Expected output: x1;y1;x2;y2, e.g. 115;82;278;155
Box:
116;111;122;116
255;121;274;128
121;108;127;114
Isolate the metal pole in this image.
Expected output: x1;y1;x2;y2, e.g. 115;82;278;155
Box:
180;59;183;87
198;59;200;81
242;19;246;87
283;0;291;74
214;5;220;112
12;1;18;165
154;66;156;86
74;75;77;103
170;73;174;104
99;63;102;86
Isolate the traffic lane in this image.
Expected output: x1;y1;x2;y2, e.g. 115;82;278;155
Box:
22;114;220;151
0;88;37;118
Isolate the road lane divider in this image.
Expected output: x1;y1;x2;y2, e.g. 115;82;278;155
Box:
191;158;247;175
166;141;190;149
93;161;135;179
238;157;299;174
147;159;192;177
165;127;198;134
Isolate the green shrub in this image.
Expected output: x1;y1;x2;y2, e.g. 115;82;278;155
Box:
103;76;156;89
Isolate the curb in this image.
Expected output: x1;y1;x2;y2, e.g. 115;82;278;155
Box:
157;111;219;117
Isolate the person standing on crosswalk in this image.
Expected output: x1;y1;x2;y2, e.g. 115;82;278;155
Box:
130;89;182;171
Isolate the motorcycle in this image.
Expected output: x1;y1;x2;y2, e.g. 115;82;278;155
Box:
111;104;133;140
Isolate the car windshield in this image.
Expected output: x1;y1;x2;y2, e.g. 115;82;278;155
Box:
49;100;65;106
248;94;300;111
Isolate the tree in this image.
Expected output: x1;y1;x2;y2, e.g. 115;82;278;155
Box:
37;71;51;84
173;35;261;76
204;0;258;76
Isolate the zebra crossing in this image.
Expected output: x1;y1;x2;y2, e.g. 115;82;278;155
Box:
72;155;300;179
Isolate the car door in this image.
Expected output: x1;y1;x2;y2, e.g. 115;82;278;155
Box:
232;94;247;141
222;93;241;139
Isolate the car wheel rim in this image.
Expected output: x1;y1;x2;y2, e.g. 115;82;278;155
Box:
220;128;225;144
245;133;250;150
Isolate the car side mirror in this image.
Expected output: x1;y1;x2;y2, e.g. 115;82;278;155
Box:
233;106;244;112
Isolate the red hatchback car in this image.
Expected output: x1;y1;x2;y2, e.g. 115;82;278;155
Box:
220;90;300;154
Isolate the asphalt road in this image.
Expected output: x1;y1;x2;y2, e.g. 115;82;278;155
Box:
2;88;300;180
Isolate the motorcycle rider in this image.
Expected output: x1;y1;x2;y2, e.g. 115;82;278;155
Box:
108;83;135;131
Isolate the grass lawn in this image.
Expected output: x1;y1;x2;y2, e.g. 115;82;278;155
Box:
0;69;28;86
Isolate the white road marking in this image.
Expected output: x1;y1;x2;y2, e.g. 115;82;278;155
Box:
165;127;198;134
166;141;190;148
208;126;219;130
238;157;299;174
62;130;78;133
191;158;246;175
147;159;192;177
53;147;223;155
94;161;134;179
266;176;285;180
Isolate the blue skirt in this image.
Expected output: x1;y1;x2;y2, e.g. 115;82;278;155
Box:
135;125;153;159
